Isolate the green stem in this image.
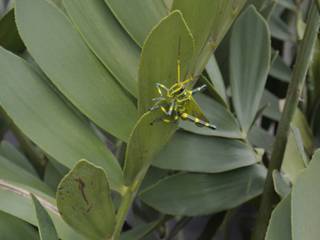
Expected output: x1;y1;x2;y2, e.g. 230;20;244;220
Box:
251;3;320;240
113;187;135;240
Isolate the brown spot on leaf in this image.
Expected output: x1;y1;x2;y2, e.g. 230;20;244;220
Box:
74;177;89;205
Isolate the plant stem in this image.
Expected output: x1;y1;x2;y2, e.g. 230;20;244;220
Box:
251;3;320;240
113;187;135;240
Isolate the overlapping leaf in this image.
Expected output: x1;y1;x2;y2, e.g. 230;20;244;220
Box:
63;0;140;96
0;47;124;191
15;0;137;142
140;164;266;216
153;131;258;173
104;0;168;46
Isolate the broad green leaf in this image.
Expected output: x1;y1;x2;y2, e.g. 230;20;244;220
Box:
63;0;140;97
172;0;247;70
292;150;320;240
140;164;266;216
282;127;308;182
206;55;227;103
138;10;194;114
230;6;271;134
31;194;59;240
153;130;258;173
124;111;176;185
0;47;124;192
0;141;37;175
0;155;54;196
57;160;116;240
180;94;242;139
0;211;39;240
0;9;25;53
0;180;85;239
104;0;167;46
265;194;292;240
270;54;292;82
15;0;137;142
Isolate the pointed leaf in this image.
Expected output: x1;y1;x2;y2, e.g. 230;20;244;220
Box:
140;164;266;216
138;10;194;114
31;194;59;240
15;0;137;142
153;130;258;173
63;0;140;96
124;111;176;185
172;0;246;64
104;0;167;46
206;55;227;102
0;47;124;191
230;6;271;133
57;160;116;240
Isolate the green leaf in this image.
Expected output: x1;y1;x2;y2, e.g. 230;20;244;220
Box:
260;90;281;121
292;150;320;240
0;180;85;239
0;141;37;176
230;6;271;134
104;0;168;46
269;12;294;41
292;108;313;154
0;211;39;240
15;0;137;142
153;130;258;173
138;10;194;114
270;54;292;82
120;220;160;240
140;164;266;216
44;158;68;191
124;111;176;185
272;170;291;199
282;127;308;182
57;160;116;240
206;55;227;103
0;155;54;196
0;9;25;53
180;94;242;139
265;194;292;240
0;47;124;192
172;0;246;68
31;194;59;240
248;125;274;151
63;0;140;97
